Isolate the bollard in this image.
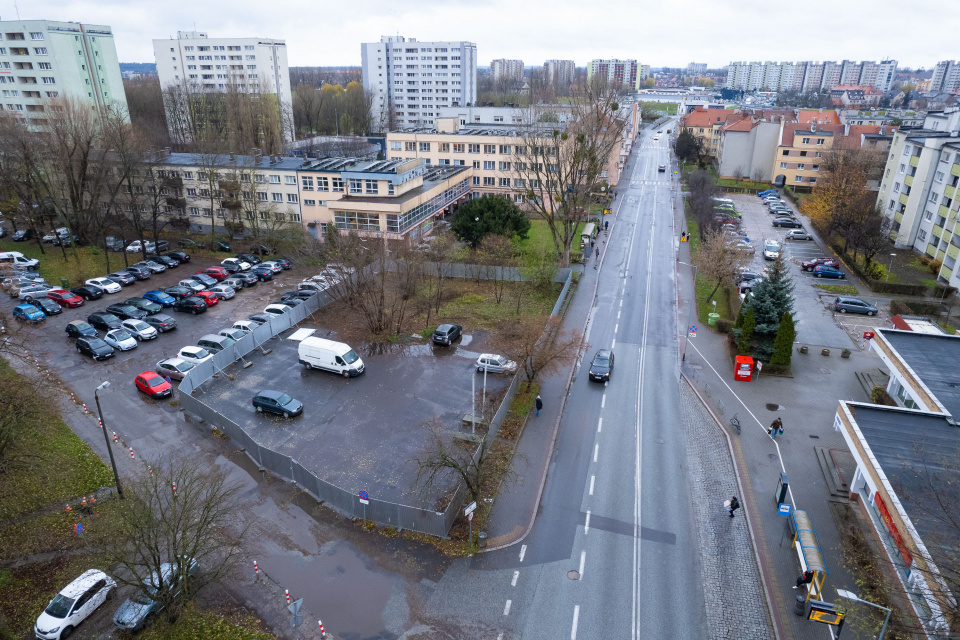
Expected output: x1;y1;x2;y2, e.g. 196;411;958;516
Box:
82;403;90;414
794;594;807;616
318;620;325;636
172;482;177;494
478;531;488;549
89;494;96;505
129;447;135;459
148;466;152;475
254;560;258;579
113;432;118;443
285;589;290;604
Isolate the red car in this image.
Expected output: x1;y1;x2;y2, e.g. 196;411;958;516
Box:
46;288;85;308
195;290;220;306
134;370;172;397
801;257;840;272
198;267;229;281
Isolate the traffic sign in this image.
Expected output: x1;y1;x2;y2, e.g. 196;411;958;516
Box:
778;503;792;516
468;512;474;521
74;523;82;534
288;598;302;615
358;490;369;505
688;324;698;333
464;501;477;517
863;331;875;340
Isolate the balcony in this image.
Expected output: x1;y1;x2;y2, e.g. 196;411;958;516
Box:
936;248;946;261
940;205;951;219
945;184;957;200
904;174;914;187
948;243;960;260
899;192;910;206
909;155;920;168
940;265;953;281
933;225;944;239
953;163;960;177
927;244;938;258
894;211;904;223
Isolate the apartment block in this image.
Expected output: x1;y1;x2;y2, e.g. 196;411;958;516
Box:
687;62;707;76
679;106;747;158
587;59;640;91
717;117;785;181
725;59;898;93
930;60;960;93
0;20;127;126
772;121;892;190
491;58;524;83
153;31;293;142
877;107;960;287
361;35;478;131
543;59;575;86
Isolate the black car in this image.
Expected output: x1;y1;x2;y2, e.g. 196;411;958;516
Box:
165;251;191;263
211;240;231;252
65;320;98;339
149;254;179;267
252;390;303;418
34;297;62;316
218;262;240;274
107;271;136;286
178;238;204;250
87;312;123;330
71;284;104;301
247;244;270;257
236;252;261;266
274;257;292;270
588;349;615;382
123;297;163;315
163;285;195;300
274;297;304;308
432;323;462;346
143;313;177;332
280;290;315;301
174;296;208;314
106;303;148;320
76;336;115;361
12;229;35;241
189;273;218;288
247;313;272;325
122;266;152;280
772;218;803;229
250;266;274;281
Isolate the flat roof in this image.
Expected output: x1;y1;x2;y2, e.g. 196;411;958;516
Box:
878;328;960;417
328;166;469;207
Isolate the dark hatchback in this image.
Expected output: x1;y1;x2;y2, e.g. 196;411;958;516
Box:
34;297;62;316
87;312;123;330
230;272;259;287
163;285;195;300
189;273;218;288
432;323;462;346
249;266;274;281
123;297;163;315
106;303;148;320
165;251;191;263
174;296;208;314
143;313;178;332
123;266;152;281
76;336;116;361
588;349;615;382
273;257;292;270
65;320;98;339
252;390;303;418
813;265;846;279
149;254;180;267
71;284;104;301
236;252;261;266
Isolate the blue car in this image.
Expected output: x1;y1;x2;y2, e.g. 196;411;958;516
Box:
143;290;176;307
813;265;846;279
758;190;778;197
13;303;45;323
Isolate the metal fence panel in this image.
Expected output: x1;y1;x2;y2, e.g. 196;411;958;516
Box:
291;459;318;494
258;446;292;480
551;271;574;316
316;477;356;515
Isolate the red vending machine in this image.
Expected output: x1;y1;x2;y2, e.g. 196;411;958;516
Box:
734;356;754;381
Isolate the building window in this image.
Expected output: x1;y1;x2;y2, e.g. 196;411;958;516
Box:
272;193;283;202
816;138;825;145
285;175;296;185
499;178;511;187
332;178;344;192
186;188;197;197
29;32;44;40
809;177;817;184
388;184;395;196
499;145;512;154
257;192;268;201
782;150;789;156
390;141;402;150
483;161;495;170
893;183;900;192
484;144;496;154
468;144;480;153
472;176;480;186
918;229;927;242
405;141;416;151
34;48;47;55
483;177;495;186
499;161;511;170
453;143;464;153
419;142;430;152
190;207;200;216
780;162;787;169
802;137;810;144
513;178;526;188
812;165;819;171
349;179;362;193
936;171;945;182
439;143;450;152
289;213;302;222
335;211;380;231
301;177;314;190
472;161;480;169
365;180;378;194
797;164;805;170
287;193;299;203
795;176;803;183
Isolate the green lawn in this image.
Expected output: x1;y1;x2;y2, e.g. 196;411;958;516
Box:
516;219;584;262
717;178;769;190
814;284;859;295
639;101;678;116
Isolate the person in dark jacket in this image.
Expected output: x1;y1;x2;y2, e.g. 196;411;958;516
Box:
535;395;543;416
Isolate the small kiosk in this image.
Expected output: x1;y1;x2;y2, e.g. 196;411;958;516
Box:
734;355;754;381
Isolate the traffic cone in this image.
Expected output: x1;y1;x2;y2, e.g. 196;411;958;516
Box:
254;560;259;579
89;494;96;505
65;504;72;513
81;496;87;508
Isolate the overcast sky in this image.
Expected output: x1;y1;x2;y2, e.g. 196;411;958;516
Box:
12;0;959;70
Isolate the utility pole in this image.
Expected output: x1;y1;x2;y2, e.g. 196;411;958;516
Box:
94;381;124;499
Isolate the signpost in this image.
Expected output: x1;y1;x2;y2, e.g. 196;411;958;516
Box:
359;490;369;525
778;503;792;516
688;324;698;338
465;501;477;549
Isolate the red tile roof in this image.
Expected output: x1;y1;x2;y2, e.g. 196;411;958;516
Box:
780;123;895;149
797;109;841;125
681;106;744;128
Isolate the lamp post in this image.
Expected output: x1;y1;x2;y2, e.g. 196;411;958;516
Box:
678;261;698;358
94;381;123;499
835;588;891;639
886;253;896;283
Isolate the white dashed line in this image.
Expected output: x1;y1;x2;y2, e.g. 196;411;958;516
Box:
593;444;598;462
584;510;591;534
611;338;616;349
511;571;519;587
579;551;586;577
615;323;619;333
617;310;621;319
571;605;580;639
589;475;595;495
597;417;602;432
504;600;512;616
519;545;527;562
601;395;606;409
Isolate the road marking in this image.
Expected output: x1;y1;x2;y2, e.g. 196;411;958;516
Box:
571;605;580;639
498;634;503;640
579;550;586;576
584;510;591;534
589;475;595;495
511;571;519;587
620;299;623;307
615;323;619;333
519;545;526;562
504;600;512;616
601;395;606;409
617;310;621;319
593;444;598;462
597;417;602;432
611;338;616;349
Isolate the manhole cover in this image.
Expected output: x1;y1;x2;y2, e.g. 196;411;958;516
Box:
567;570;581;580
765;403;783;411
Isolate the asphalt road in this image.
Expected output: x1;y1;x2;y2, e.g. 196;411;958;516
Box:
451;120;709;639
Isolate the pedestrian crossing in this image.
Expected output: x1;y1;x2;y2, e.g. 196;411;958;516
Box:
630;179;667;186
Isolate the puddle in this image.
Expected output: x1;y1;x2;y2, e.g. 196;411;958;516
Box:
261;541;397;638
765;403;783;411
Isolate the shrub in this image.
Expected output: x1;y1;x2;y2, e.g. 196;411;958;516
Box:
921;255;932;266
871;386;897;406
929;259;943;274
933;285;957;298
715;318;734;333
889;300;910;316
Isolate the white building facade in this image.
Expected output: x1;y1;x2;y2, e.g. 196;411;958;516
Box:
726;59;898;93
491;58;524;83
544;59;575;86
0;20;127;126
152;30;293;142
587;59;640;91
361;35;478;132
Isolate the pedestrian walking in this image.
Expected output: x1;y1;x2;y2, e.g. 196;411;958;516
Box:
770;417;783;439
591;239;595;250
793;570;814;589
595;247;599;259
535;395;543;417
724;496;740;518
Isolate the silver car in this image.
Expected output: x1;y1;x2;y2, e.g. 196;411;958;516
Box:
121;319;159;340
134;260;166;274
104;328;138;351
476;353;518;374
207;284;236;300
785;229;813;241
156;357;195;380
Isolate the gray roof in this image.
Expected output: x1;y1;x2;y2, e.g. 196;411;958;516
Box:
878;328;960;417
164;152;303;171
846;403;960;552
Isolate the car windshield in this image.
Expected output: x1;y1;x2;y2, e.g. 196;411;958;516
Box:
90;339;109;348
44;593;75;619
113;330;133;341
148;377;166;387
193;349;211;359
277;393;293;405
342;349;360;364
593;356;610;366
133;592;155;606
130;321;149;331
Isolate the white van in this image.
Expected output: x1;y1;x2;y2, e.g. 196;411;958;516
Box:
298;337;364;377
0;251;39;270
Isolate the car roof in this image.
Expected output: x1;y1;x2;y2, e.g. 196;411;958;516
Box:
59;569;110;598
257;389;284;400
836;296;866;303
595;349;612;357
159;357;189;366
436;323;457;330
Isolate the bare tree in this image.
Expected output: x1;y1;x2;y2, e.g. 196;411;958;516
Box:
123;76;173;150
423;231;458;317
497;315;582;390
293;82;324;137
694;228;751;303
478;234;517;304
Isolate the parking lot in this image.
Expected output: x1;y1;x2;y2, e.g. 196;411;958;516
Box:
726;193;860;350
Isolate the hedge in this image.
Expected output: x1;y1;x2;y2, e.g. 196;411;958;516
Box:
715;318;735;333
865;280;929;295
872;386;898;406
890;299;943;316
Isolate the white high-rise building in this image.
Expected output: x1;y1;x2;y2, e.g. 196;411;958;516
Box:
0;20;127;126
587;59;640;91
875;60;898;93
726;59;897;93
491;59;524;83
931;61;960;93
361;35;478;131
687;62;707;76
153;31;293;142
544;60;575;86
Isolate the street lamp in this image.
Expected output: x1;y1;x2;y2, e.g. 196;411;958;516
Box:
835;588;891;639
886;253;897;283
94;381;124;499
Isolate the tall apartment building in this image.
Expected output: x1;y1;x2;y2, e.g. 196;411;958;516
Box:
687;62;707;76
153;31;293;142
587;59;640;91
491;58;524;83
0;20;127;126
361;35;478;132
544;59;575;86
726;59;898;93
930;61;960;93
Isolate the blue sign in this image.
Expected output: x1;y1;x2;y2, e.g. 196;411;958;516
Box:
778;503;792;516
74;523;83;534
688;325;698;334
359;490;369;501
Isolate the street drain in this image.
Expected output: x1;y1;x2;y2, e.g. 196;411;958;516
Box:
568;570;580;580
766;403;783;411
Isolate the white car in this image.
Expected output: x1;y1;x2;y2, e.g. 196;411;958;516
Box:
121;319;158;340
86;277;122;294
104;328;139;351
178;279;205;293
263;303;291;315
176;346;214;365
34;569;116;640
476;354;518;374
126;240;144;253
207;284;236;300
259;260;283;273
232;320;259;334
222;258;251;271
763;240;782;261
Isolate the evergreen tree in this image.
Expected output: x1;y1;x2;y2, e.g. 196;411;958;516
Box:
770;311;796;366
737;306;755;356
746;252;795;360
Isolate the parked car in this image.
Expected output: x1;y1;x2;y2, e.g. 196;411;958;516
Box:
178;279;205;293
165;251;191;263
11;228;35;241
737;271;763;284
87;312;123;331
247;313;273;325
249;265;274;281
106;303;148;321
834;296;878;315
197;267;229;281
35;569;116;640
658;164;666;172
86;277;122;294
176;346;213;365
588;349;615;382
273;257;292;270
206;284;236;300
111;558;197;632
76;336;115;361
148;254;180;268
730;240;755;255
763;240;781;261
197;333;235;354
247;243;270;256
189;273;218;288
121;319;159;340
228;272;258;287
123;297;163;315
177;238;204;250
281;289;316;301
106;271;136;286
221;258;251;271
163;285;195;300
34;297;62;316
232;320;260;333
143;313;177;333
125;240;145;253
217;262;240;275
210;240;231;252
813;265;846;279
133;371;172;398
758;190;778;197
103;328;139;351
156;357;194;381
134;260;166;274
432;323;462;346
143;290;176;306
263;303;291;315
258;260;283;274
222;276;249;291
71;284;104;301
784;229;813;241
236;252;261;265
122;266;152;281
194;290;219;306
16;282;53;301
801;257;840;272
13;303;45;323
174;296;207;314
476;354;518;374
252;390;303;418
772;217;803;228
738;278;765;294
65;320;98;339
